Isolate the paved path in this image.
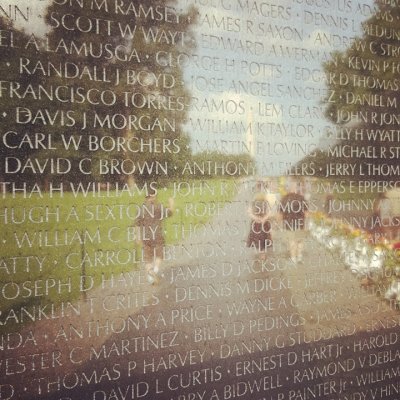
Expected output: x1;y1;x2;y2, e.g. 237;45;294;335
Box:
1;184;399;400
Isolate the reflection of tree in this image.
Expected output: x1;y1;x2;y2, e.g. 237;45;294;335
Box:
295;149;325;178
46;1;197;186
191;151;255;178
322;2;400;179
1;2;198;187
0;17;45;186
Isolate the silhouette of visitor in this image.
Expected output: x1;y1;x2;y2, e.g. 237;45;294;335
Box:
324;194;334;217
372;192;392;241
246;190;273;255
136;193;174;284
279;180;308;264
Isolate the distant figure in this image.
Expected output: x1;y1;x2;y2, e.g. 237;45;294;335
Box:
136;194;174;284
372;192;392;241
246;192;273;255
279;181;308;263
302;178;312;202
324;194;334;217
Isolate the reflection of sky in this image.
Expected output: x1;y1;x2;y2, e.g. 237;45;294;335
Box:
180;0;375;174
6;0;374;174
5;0;49;35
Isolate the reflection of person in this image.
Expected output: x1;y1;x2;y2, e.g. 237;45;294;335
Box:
372;193;392;240
324;194;334;217
246;192;272;254
279;181;308;263
136;194;174;284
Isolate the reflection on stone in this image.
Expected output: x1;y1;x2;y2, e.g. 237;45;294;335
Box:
1;0;400;399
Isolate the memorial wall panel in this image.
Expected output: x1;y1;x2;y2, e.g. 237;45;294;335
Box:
1;0;400;399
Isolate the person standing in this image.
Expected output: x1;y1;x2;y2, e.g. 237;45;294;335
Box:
136;193;174;284
324;194;334;217
246;191;273;255
279;181;308;263
372;192;392;241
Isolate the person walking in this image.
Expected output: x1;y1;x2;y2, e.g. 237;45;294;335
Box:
246;190;273;256
279;180;308;263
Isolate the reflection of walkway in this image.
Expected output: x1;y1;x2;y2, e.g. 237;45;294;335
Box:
2;185;399;400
